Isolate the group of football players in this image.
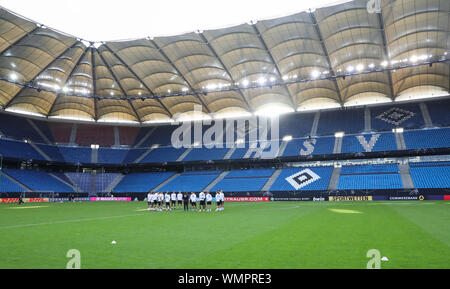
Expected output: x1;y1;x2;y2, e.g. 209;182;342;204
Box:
146;191;225;212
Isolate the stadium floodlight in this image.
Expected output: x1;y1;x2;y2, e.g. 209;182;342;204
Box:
282;135;293;142
334;132;345;138
90;144;99;149
9;72;18;81
409;55;418;63
151;144;159;149
392;127;404;133
235;139;244;144
356;64;364;71
381;61;388;67
311;70;321;78
241;79;249;87
257;77;267;85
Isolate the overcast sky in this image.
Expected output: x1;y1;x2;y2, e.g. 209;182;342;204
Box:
0;0;350;41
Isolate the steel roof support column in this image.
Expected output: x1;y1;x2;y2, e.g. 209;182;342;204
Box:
149;39;211;114
310;12;344;105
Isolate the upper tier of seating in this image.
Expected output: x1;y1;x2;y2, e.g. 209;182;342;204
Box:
0;98;448;165
0;125;448;164
0;98;448;148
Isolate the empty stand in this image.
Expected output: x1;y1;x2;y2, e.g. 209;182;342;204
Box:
36;144;65;162
317;109;364;136
98;148;129;164
4;169;74;192
278;112;315;138
0;113;45;143
159;171;222;192
341;132;397;153
118;126;140;146
426;99;450;127
270;167;333;191
48;122;73;144
0;173;26;192
114;172;176;192
211;169;275;192
403;128;450;150
0;139;44;160
282;136;335;157
337;164;403;189
139;146;186;163
183;146;230;162
371;103;424;131
75;124;115;147
409;162;450;188
59;146;92;163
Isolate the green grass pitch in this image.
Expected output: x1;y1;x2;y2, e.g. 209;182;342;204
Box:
0;201;449;269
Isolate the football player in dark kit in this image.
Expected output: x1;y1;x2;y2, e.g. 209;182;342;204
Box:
183;192;189;211
18;194;24;205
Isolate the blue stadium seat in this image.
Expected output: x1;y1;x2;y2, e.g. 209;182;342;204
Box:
371;103;423;131
66;173;92;192
98;148;129;164
122;149;147;163
426;99;450;127
140;126;179;147
4;169;74;192
278;112;314;138
403;128;450;150
317;109;364;136
229;140;282;159
341;133;397;153
0;113;45;143
114;172;176;192
94;173;121;192
183;146;230;161
283;136;335;156
140;146;186;163
270;167;333;191
211;169;275;192
59;146;92;163
0;173;25;192
159;171;222;192
36;144;65;162
409;162;450;188
0;139;44;160
337;164;403;189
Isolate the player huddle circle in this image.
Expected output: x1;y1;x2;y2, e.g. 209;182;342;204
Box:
147;191;225;212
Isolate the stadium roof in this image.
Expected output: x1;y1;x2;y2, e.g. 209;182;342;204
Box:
0;0;448;124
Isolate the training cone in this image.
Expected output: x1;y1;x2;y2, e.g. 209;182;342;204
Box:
381;257;389;261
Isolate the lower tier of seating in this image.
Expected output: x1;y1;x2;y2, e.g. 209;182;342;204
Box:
409;162;450;188
337;164;403;190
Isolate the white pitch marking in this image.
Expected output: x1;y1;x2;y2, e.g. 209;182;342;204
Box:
8;206;49;210
0;213;146;230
